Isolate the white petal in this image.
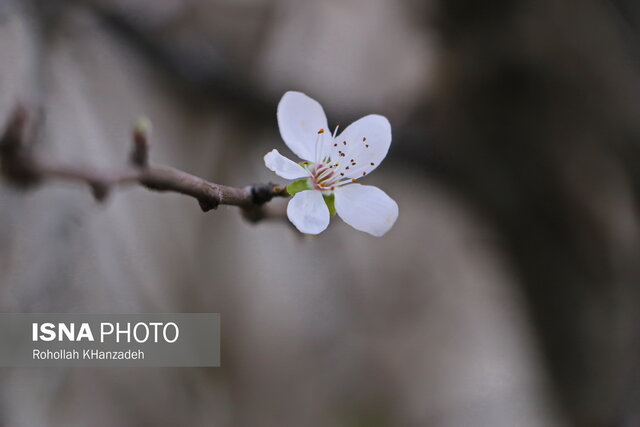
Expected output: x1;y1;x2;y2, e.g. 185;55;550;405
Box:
328;115;391;178
277;91;329;162
264;149;309;180
287;190;330;235
334;184;398;237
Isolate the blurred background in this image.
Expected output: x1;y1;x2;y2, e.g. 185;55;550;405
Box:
0;0;639;426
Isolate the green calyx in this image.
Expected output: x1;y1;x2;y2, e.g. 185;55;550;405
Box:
286;179;312;196
323;194;336;217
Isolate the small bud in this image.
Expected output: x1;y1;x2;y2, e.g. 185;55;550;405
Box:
131;116;152;167
134;117;153;136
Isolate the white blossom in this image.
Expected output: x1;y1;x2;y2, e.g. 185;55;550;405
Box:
265;91;398;236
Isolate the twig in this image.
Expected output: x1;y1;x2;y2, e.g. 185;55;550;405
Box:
0;106;289;222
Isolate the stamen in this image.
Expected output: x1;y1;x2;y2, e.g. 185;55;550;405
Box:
318;171;335;184
316;167;334;182
314;129;326;163
314;133;321;163
335;178;353;187
332;124;340;138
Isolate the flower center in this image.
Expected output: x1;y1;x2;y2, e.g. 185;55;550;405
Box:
305;125;373;193
307;161;355;193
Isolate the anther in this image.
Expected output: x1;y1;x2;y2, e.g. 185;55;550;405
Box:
370;162;375;166
318;129;325;134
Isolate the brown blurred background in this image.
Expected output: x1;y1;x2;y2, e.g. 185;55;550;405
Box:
0;0;639;426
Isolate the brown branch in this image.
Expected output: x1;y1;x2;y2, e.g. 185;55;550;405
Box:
0;106;289;222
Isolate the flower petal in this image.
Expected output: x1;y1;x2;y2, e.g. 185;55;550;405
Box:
287;190;330;235
328;115;391;179
264;149;309;180
334;184;398;237
277;91;329;162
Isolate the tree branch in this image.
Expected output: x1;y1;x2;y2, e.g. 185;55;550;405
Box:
0;106;289;222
